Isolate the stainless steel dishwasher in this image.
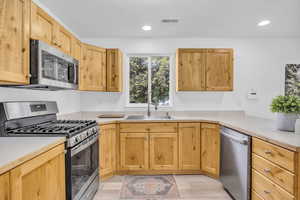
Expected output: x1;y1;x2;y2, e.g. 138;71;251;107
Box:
220;127;251;200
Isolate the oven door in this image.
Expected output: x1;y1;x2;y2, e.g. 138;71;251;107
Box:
67;134;99;200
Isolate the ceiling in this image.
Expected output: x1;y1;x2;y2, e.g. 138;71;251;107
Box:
39;0;300;38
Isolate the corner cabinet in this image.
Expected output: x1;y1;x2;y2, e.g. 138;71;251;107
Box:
99;124;116;179
201;123;220;177
80;43;107;91
176;48;233;91
0;0;30;84
10;144;66;200
106;49;123;92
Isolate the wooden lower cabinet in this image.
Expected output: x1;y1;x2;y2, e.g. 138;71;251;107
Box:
200;123;220;177
10;144;65;200
178;123;201;170
0;172;10;200
120;133;149;171
150;133;178;170
99;124;116;179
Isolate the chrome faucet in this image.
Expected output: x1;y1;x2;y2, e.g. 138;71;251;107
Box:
147;98;158;118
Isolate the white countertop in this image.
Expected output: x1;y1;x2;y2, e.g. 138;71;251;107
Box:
59;111;300;151
0;137;65;174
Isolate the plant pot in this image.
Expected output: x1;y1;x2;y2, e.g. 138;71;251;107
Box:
276;113;299;132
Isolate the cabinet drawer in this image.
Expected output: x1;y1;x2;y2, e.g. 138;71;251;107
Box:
120;123;177;133
252;138;295;172
252;154;295;195
252;170;294;200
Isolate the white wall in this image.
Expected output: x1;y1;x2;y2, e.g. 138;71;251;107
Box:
81;37;300;119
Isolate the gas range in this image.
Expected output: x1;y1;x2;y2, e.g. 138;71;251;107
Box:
6;120;98;147
0;101;99;200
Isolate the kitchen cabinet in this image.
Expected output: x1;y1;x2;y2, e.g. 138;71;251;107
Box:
55;25;73;55
31;3;74;55
120;133;149;171
99;124;116;179
0;0;30;84
176;49;206;91
10;144;65;200
31;3;57;47
0;172;10;200
251;138;297;200
106;49;123;92
176;48;233;91
80;43;107;91
178;123;201;170
206;49;233;91
201;123;220;177
150;133;178;170
71;37;82;62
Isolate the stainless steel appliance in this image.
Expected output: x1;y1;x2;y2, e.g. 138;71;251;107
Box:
220;126;251;200
8;40;78;90
0;101;99;200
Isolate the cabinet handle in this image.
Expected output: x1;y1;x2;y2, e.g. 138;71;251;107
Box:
264;150;272;155
263;190;271;194
264;168;271;173
146;128;150;132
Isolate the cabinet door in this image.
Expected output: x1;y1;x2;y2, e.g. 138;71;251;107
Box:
106;49;123;92
0;0;30;84
206;49;233;91
10;144;65;200
71;38;82;61
150;133;178;170
31;3;57;46
55;25;72;55
0;172;10;200
120;133;149;171
201;123;220;177
80;43;106;91
176;49;206;91
179;123;201;170
100;124;116;178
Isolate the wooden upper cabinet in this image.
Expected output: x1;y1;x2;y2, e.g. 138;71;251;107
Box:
0;0;30;84
178;123;201;170
55;25;72;55
100;124;116;178
80;43;107;91
176;49;206;91
0;172;10;200
10;144;65;200
206;49;233;91
31;3;74;56
201;123;220;177
150;133;178;170
31;3;57;46
106;49;123;92
71;37;82;62
176;48;233;91
120;133;149;171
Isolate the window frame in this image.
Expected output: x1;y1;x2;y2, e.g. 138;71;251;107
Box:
125;54;173;108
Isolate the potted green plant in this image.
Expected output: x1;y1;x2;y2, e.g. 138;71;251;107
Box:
271;95;300;132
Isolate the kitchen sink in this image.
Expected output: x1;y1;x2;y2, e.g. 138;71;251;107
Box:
125;115;172;120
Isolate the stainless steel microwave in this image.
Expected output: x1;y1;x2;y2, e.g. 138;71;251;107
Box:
28;40;78;90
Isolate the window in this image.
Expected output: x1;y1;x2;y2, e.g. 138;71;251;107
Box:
128;55;171;106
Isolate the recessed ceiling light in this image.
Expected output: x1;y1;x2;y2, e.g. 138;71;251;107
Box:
142;25;152;31
258;20;271;27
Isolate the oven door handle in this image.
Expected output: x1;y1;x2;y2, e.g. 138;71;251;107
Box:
71;134;99;157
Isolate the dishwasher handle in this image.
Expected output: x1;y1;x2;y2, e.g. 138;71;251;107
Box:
221;131;249;145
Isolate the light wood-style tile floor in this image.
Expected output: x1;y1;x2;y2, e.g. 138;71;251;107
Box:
93;175;233;200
